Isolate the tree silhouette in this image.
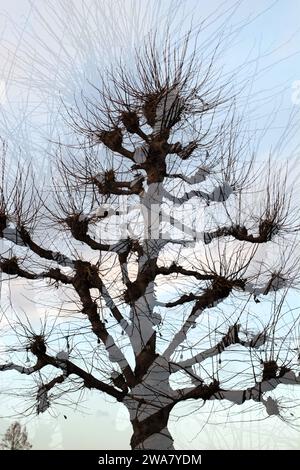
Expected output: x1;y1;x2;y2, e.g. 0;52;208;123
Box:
0;422;32;450
0;33;300;449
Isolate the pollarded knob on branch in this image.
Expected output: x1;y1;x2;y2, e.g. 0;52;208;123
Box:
121;111;140;134
30;335;47;356
98;128;123;152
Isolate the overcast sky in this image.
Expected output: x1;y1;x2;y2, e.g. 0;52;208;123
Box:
0;0;300;449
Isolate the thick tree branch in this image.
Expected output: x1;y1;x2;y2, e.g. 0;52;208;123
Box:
163;181;233;205
203;221;280;245
36;374;65;413
65;215;131;253
166;164;210;185
156;263;213;281
23;343;126;401
91;172;144;196
0;359;45;375
180;369;300;410
163;279;235;360
50;356;125;400
172;324;267;371
0;257;37;280
0;256;73;284
178;379;220;402
72;260;135;386
0;356;125;412
167;141;198;160
0;224;74;268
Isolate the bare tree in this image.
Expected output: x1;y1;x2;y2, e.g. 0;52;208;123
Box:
0;421;32;450
0;33;300;450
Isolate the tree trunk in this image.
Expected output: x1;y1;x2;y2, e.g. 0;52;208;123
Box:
130;405;174;450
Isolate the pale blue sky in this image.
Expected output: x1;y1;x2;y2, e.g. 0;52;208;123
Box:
0;0;300;449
